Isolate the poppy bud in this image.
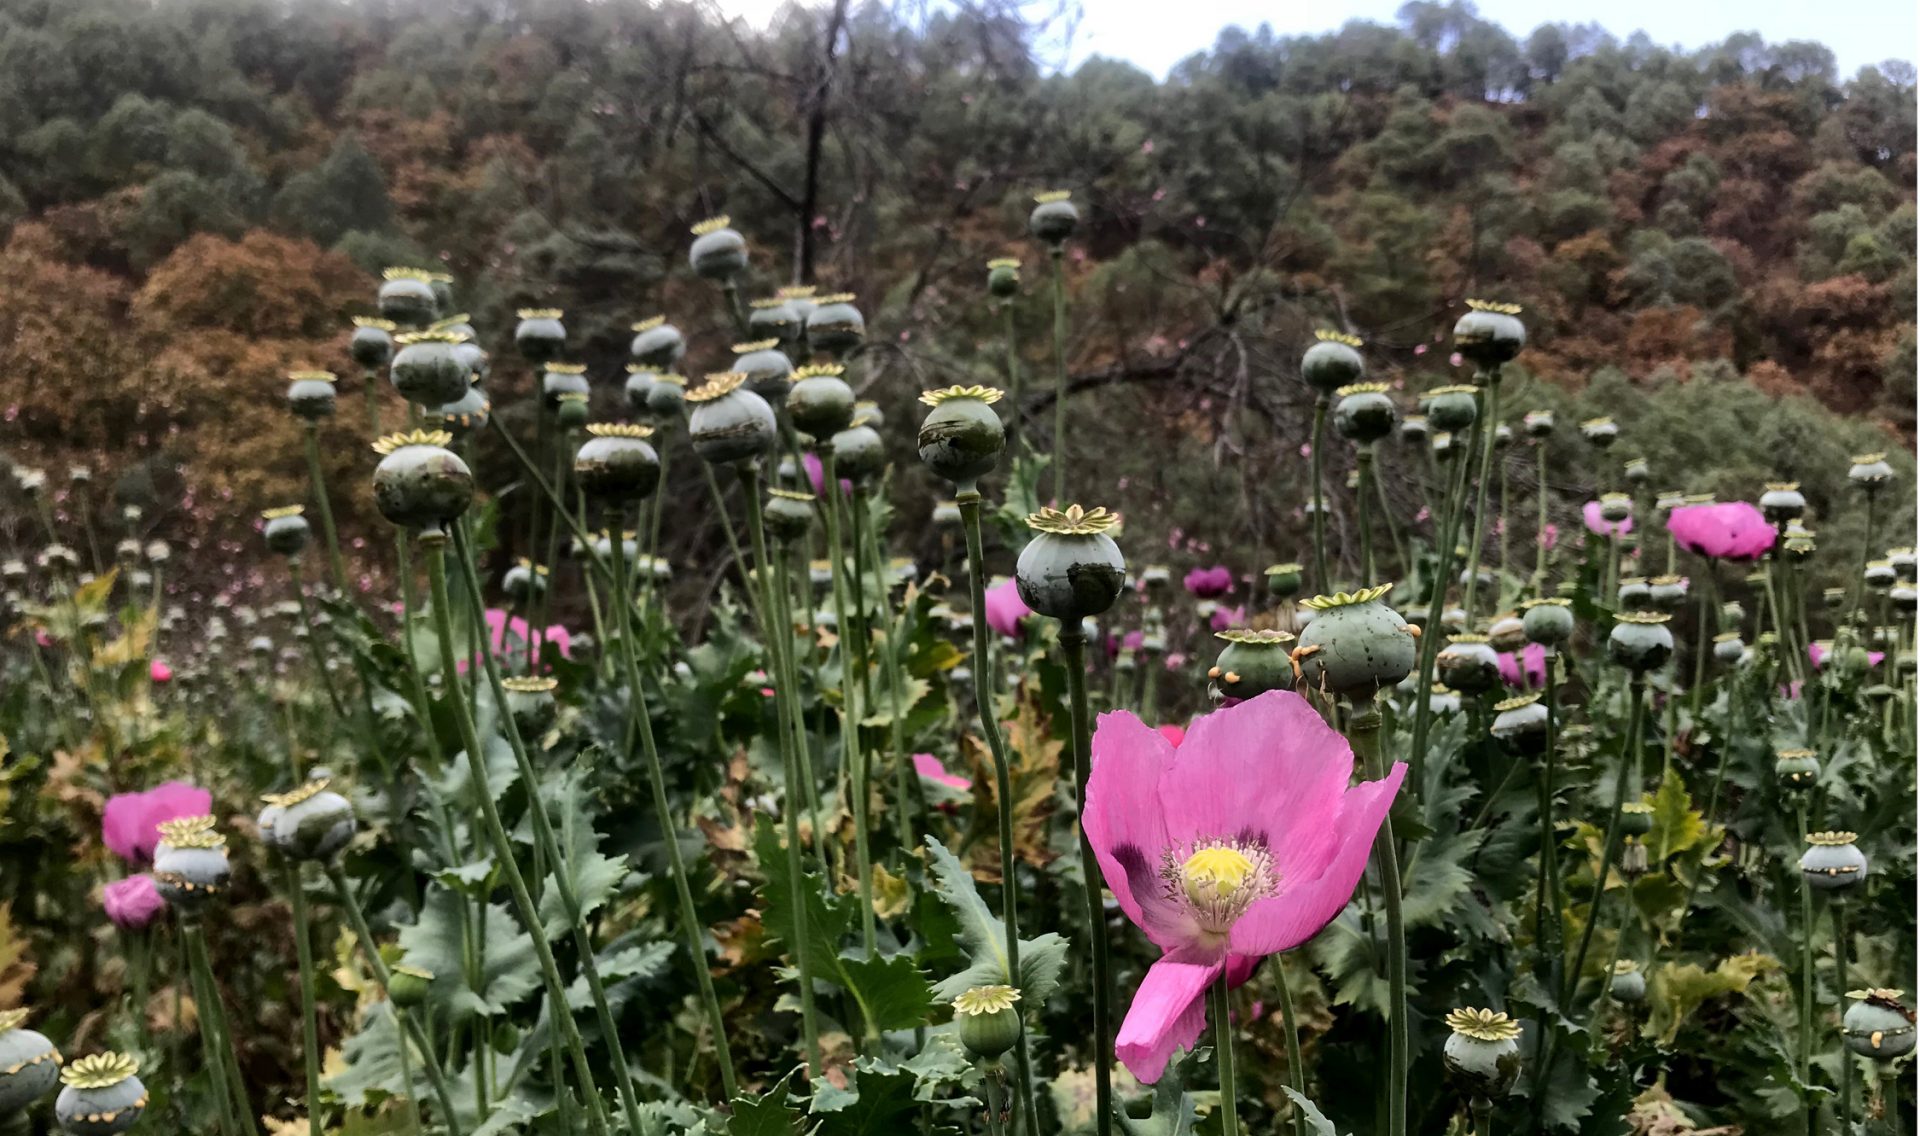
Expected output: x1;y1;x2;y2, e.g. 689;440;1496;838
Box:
388;965;434;1009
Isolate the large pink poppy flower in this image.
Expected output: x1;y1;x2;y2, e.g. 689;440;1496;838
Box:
1582;501;1633;537
1667;501;1776;561
1085;691;1406;1083
103;781;212;864
463;608;574;673
1208;605;1247;632
984;578;1030;639
1183;565;1234;599
103;874;167;930
1498;643;1548;689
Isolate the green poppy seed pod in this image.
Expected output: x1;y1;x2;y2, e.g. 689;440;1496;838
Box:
55;1054;145;1136
623;367;660;418
539;362;589;409
917;385;1007;490
390;331;470;407
1014;506;1128;622
1300;331;1365;395
261;506;312;558
688;216;749;280
1441;1009;1523;1098
286;370;338;421
765;488;817;545
1452;300;1526;369
512;308;566;363
574;424;661;505
788;365;857;438
1400;414;1430;443
452;340;488;386
1848;451;1894;488
1889;547;1916;581
1490;694;1549;754
1292;584;1418;698
1488;615;1527;653
500;677;559;737
1436;635;1501;693
1599;492;1633;523
953;986;1024;1061
1265;563;1304;599
350;317;397;370
1759;481;1805;524
1799;831;1867;892
1608;612;1673;672
1616;577;1652;611
1842;990;1917;1060
387;966;434;1010
646;374;688;419
1432;431;1458;461
267;780;356;863
1618;801;1654;837
1623;457;1650;485
1523;409;1553;438
1429;683;1463;715
806;294;866;357
1028;190;1080;244
1774;748;1819;794
372;429;474;536
1493;424;1514;448
1580;417;1619;449
1713;631;1746;664
1333;383;1396;444
831;421;888;483
554;392;590;431
1440;606;1469;634
1892;585;1917;613
732;340;795;408
1865;560;1897;590
1520;599;1574;647
425;273;456;314
0;1010;62;1113
1648;575;1689;612
748;298;803;343
1208;629;1299;703
1609;962;1647;1005
502;560;546;603
431;386;492;440
987;257;1021;298
629;317;687;369
1424;386;1479;432
152;819;230;911
687;374;778;466
378;268;440;328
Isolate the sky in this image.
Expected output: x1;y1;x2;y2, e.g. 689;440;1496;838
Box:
711;0;1917;80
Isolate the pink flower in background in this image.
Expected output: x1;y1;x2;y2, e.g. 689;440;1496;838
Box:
1667;501;1776;561
103;781;212;864
149;660;173;683
1498;644;1548;689
1583;501;1633;537
1209;605;1246;632
1156;724;1186;747
1165;652;1187;670
1449;352;1464;367
1415;507;1431;524
1539;523;1560;551
1183;565;1234;599
912;753;972;792
465;608;574;673
1086;691;1405;1083
1413;344;1429;356
802;451;825;495
1808;642;1885;670
984;578;1031;638
103;874;167;930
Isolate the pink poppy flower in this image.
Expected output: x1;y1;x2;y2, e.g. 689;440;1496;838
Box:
1164;652;1187;670
103;781;212;864
801;451;852;497
984;578;1030;639
1156;724;1186;747
1667;501;1776;562
149;659;173;683
1582;501;1633;537
1085;691;1406;1083
1209;605;1246;632
103;874;167;930
463;609;574;673
1497;644;1548;689
1183;565;1234;599
1808;642;1885;670
912;753;972;792
1538;523;1559;551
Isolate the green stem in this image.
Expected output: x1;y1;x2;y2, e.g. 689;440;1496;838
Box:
1535;656;1564;988
1210;969;1240;1136
1408;424;1478;791
1049;247;1069;504
1534;441;1550;589
1274;965;1307;1136
1309;396;1330;593
287;866;325;1136
1347;702;1406;1136
1471;1096;1493;1136
1565;676;1642;1009
304;424;349;595
288;561;348;725
1833;900;1852;1136
1002;301;1024;449
857;485;919;856
1061;623;1113;1136
1357;445;1377;585
828;461;879;957
182;923;245;1136
1461;369;1501;622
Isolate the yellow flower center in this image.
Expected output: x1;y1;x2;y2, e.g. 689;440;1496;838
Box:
1181;847;1256;906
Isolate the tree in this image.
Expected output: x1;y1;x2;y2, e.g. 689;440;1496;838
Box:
269;133;393;247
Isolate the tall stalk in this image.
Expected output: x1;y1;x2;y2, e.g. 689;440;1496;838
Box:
286;866;324;1136
824;458;879;955
1347;700;1406;1136
1210;972;1241;1136
303;424;349;594
182;922;248;1136
1049;247;1069;504
1002;302;1025;449
1534;439;1550;588
1274;966;1307;1136
1309;396;1331;593
1060;623;1113;1136
1565;676;1643;1008
1408;423;1479;789
1460;368;1501;622
1356;444;1377;585
1832;901;1852;1135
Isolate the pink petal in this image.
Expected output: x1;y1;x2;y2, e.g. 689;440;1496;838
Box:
1228;763;1406;956
1115;947;1225;1084
912;753;972;791
1086;710;1192;948
1159;691;1354;856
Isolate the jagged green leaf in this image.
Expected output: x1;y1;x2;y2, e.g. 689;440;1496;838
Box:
837;952;935;1034
397;887;540;1022
729;1072;802;1136
924;835;1069;1002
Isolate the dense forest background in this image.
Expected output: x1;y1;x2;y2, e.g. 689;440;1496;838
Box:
0;0;1913;601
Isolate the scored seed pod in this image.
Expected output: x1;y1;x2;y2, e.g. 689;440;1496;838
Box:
1775;748;1819;795
688;215;748;280
831;415;888;484
1848;451;1894;488
646;374;688;419
372;429;474;536
1842;989;1918;1060
264;779;356;863
630;317;687;369
624;366;660;418
953;985;1024;1062
1028;190;1079;245
1799;831;1867;891
286;370;338;421
390;330;471;407
1437;634;1502;694
55;1053;145;1136
1889;547;1916;581
1580;417;1619;449
1423;385;1479;432
1865;559;1898;589
1208;629;1298;703
1292;584;1419;698
1333;382;1396;444
1649;575;1689;612
1520;598;1574;647
426;272;456;314
1301;330;1365;395
152;817;229;912
1452;300;1526;369
0;1009;63;1113
574;423;661;505
1758;481;1805;524
541;362;589;408
748;296;803;343
1490;693;1549;754
764;487;817;545
788;364;856;439
987;257;1021;299
1617;576;1652;611
261;506;312;558
1488;614;1527;653
500;676;559;737
1608;612;1674;672
430;385;493;440
806;293;866;357
514;308;566;364
732;339;795;407
1609;961;1648;1005
1014;506;1128;622
349;317;397;370
1713;631;1746;664
686;373;777;467
917;384;1006;490
378;267;440;328
1441;1008;1523;1098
